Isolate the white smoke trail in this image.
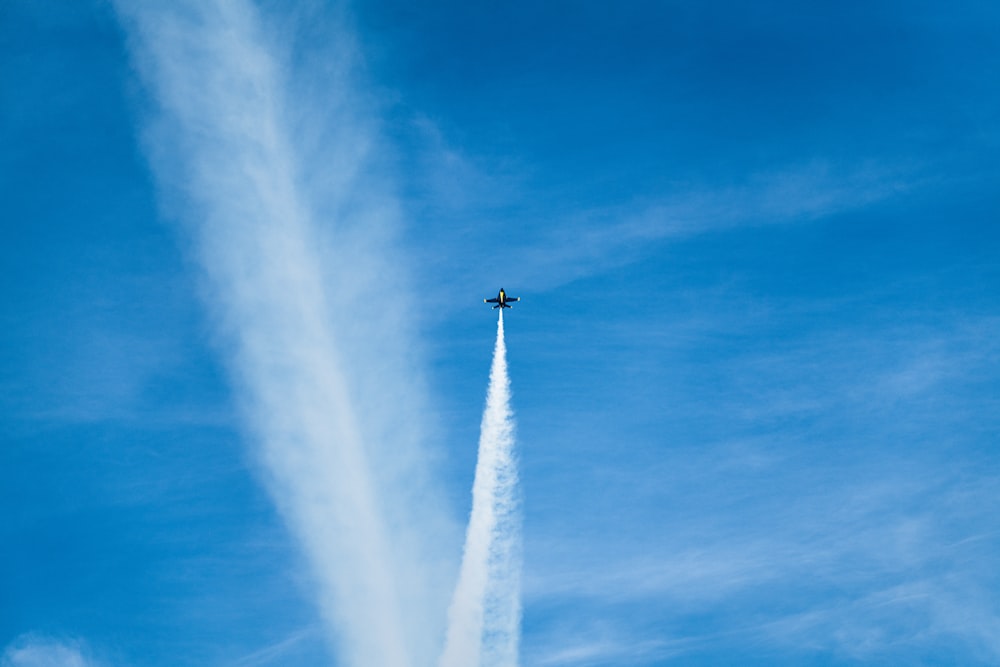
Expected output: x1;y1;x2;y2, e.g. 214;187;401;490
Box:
440;311;522;667
114;1;454;665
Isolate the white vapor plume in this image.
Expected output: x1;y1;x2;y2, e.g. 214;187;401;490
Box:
114;1;454;665
440;312;523;667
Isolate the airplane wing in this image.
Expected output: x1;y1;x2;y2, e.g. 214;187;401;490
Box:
507;297;519;302
485;298;500;303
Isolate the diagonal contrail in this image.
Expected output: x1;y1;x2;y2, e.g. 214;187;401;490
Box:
114;1;453;665
440;311;522;667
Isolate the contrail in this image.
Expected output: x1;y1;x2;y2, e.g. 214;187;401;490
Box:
114;1;453;665
440;311;522;667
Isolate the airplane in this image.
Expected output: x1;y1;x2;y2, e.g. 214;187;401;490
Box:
485;287;519;309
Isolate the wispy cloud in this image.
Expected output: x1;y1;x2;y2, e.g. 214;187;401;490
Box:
506;159;920;291
531;636;679;666
396;129;925;307
2;636;97;667
514;305;1000;662
524;464;1000;662
114;1;456;665
227;626;319;667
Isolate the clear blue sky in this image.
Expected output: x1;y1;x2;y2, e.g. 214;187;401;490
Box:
3;1;999;665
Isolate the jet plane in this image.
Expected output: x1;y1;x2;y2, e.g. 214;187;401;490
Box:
485;287;519;309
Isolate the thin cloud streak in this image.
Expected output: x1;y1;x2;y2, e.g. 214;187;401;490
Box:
403;149;923;309
531;637;682;667
115;1;453;665
227;627;320;667
510;160;919;292
524;468;1000;661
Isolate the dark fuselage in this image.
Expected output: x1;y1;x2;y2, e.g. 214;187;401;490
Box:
485;288;519;309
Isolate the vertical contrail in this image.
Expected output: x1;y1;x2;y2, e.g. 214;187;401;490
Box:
440;311;522;667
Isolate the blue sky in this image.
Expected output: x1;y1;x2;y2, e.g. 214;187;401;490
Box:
3;1;999;665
